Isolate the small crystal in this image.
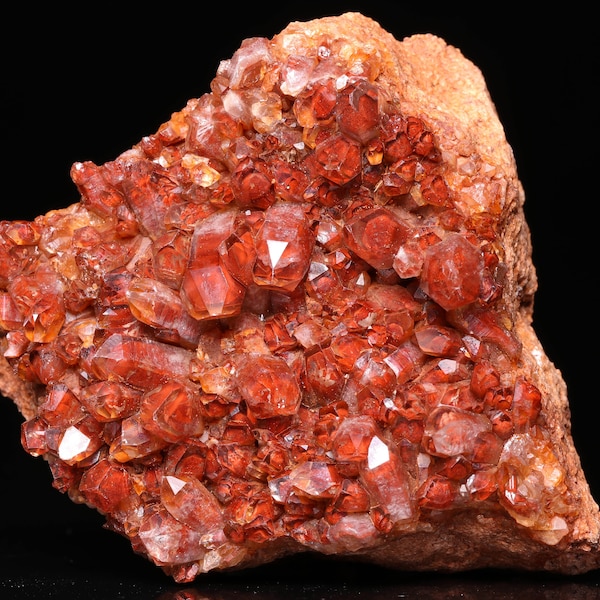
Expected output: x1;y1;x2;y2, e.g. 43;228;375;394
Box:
253;202;314;291
360;436;416;527
234;353;301;418
58;426;91;462
91;333;193;390
344;207;411;270
421;234;484;310
138;505;208;565
161;475;224;532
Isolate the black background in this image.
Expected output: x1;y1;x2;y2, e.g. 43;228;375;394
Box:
1;2;599;598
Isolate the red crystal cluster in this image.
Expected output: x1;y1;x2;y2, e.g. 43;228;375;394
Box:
0;30;576;581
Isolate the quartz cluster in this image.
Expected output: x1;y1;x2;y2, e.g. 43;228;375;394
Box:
1;12;599;581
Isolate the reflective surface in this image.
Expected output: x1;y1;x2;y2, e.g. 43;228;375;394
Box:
1;520;600;600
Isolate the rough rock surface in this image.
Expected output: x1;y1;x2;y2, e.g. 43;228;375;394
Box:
1;12;599;581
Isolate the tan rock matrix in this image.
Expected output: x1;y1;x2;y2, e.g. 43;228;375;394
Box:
1;12;599;581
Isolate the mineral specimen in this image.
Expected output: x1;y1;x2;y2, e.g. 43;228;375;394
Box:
1;12;599;582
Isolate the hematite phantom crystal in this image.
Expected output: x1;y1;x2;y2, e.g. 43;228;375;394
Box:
1;12;600;582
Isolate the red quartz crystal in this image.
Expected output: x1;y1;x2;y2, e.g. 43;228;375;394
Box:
0;21;580;582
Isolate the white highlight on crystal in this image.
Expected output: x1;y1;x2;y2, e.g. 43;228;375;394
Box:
383;355;400;377
308;261;328;281
165;475;187;495
550;516;568;532
417;452;431;469
438;359;458;375
336;74;349;90
267;239;288;268
367;436;390;470
58;426;90;461
193;266;228;316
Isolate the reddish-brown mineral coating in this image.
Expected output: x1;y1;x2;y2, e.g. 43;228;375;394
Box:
1;12;600;582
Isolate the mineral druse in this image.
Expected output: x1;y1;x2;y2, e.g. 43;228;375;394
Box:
1;12;599;582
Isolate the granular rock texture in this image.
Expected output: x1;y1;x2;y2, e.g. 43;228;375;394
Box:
1;12;599;582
